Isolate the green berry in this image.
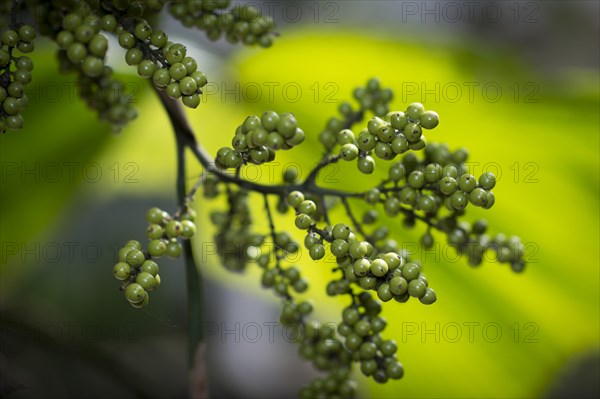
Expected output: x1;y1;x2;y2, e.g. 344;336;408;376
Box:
419;288;437;304
82;56;104;77
293;279;309;293
406;102;425;120
353;258;370;277
418;195;437;213
298;200;316;215
440;176;457;195
354;319;371;337
389;276;408;295
166;47;185;64
479;172;496;190
130;292;149;308
387;361;404;379
295;214;312;230
407;170;425;188
483;191;495;209
357;131;377;151
349;241;368;259
89;34;108;57
450;191;468;210
370;258;389;277
367;117;385;135
403;123;422;142
1;29;19;46
137;60;156;78
408;279;427;298
469;187;488;207
140;260;159;276
342;307;360;325
125;48;143;65
419;110;439;129
166;82;182;99
148;239;167;257
309;244;325;260
18;25;36;41
374;142;394;160
391;134;409;154
337;129;355;145
126;250;145;267
181;220;196;238
75;25;94;43
401;263;420;280
360;360;377;376
261;111;279;131
381;340;398;356
166;241;183;258
340;143;359;161
56;31;74;48
179;76;198;95
146;224;164;239
136;272;156;290
146;207;165;224
277;113;298;138
377;283;393;302
390;111;409;130
113;262;131;280
125;283;146;303
332;223;351;240
359;276;377;290
134;22;152;40
287;191;305;207
190;71;207;87
458;174;477;192
152;69;171;88
67;42;87;63
101;15;117;32
360;342;378;360
182;94;200;108
165;220;183;237
357;156;375;174
377;125;395;143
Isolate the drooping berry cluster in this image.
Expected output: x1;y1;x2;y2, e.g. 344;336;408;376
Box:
53;12;138;129
215;112;304;168
0;25;35;133
113;240;161;308
115;20;207;108
112;206;197;308
298;321;356;399
209;189;257;271
338;293;405;384
169;1;277;47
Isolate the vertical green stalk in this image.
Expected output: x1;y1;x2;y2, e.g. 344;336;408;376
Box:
175;135;204;368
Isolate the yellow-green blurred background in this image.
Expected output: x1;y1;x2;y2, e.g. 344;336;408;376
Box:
1;1;598;398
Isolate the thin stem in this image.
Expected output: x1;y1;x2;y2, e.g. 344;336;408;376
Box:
341;197;372;244
157;88;204;369
304;155;341;186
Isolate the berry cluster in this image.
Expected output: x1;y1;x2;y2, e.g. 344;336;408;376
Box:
112;206;197;308
53;10;137;129
210;189;257;271
338;293;405;383
215;112;304;168
319;78;393;151
115;20;207;108
169;1;277;47
0;25;36;133
339;103;439;175
113;240;161;308
298;321;356;398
